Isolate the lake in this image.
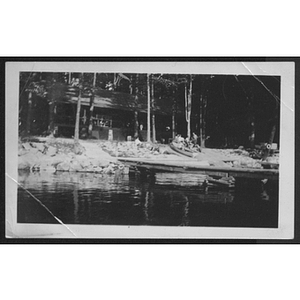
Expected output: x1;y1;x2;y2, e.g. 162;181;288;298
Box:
17;170;279;228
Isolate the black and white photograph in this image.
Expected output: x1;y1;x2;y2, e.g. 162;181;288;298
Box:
5;60;294;239
2;2;300;300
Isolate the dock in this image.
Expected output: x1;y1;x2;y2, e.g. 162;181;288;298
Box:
117;157;279;181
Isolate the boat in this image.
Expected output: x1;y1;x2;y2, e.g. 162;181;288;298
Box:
169;142;200;158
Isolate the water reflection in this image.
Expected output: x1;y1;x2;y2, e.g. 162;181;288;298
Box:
17;170;278;228
181;196;190;226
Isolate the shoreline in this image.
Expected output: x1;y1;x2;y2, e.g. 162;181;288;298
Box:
18;136;279;175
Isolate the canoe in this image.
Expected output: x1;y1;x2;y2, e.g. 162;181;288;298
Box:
169;142;199;158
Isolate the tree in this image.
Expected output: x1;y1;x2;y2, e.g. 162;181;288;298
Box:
133;74;140;139
71;74;98;147
262;91;280;160
199;75;211;148
47;79;67;137
185;75;193;139
171;90;176;139
73;76;82;147
24;80;48;135
199;92;205;148
234;76;256;148
151;74;178;140
151;75;156;142
88;73;97;137
167;74;194;139
147;73;151;142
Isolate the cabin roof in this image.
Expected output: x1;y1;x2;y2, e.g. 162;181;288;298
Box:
61;89;175;115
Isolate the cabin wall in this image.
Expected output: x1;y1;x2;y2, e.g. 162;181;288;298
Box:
53;103;139;141
50;102;180;143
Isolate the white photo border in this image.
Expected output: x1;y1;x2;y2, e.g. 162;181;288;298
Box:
5;60;295;239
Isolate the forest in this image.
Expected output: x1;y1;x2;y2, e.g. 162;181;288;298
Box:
18;71;280;150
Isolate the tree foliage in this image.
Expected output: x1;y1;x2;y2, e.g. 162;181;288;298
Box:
18;71;281;148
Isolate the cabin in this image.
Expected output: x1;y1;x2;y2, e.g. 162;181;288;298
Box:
52;87;179;142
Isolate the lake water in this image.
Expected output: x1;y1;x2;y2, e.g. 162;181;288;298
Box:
17;170;279;228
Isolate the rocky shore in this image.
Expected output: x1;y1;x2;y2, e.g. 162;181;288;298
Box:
17;137;173;175
18;137;279;174
18;137;127;174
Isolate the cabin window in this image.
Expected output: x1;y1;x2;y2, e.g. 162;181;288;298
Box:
93;114;112;128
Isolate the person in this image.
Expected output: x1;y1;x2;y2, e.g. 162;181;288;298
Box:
71;78;80;87
191;132;198;145
174;133;184;143
173;134;185;150
184;137;190;147
191;132;201;152
138;123;144;141
135;137;142;148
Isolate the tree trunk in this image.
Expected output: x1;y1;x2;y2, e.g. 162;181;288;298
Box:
147;74;151;142
262;92;279;160
152;114;156;142
172;89;176;139
202;95;207;147
185;77;192;139
88;73;97;137
248;94;255;148
172;110;176;140
199;94;204;147
93;72;97;87
199;76;208;148
134;109;139;139
48;99;55;137
113;73;117;91
268;123;276;145
249;116;255;149
26;91;33;135
133;74;140;139
151;76;156;142
189;76;193;139
74;88;82;144
129;75;133;94
185;84;188;137
88;94;95;137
